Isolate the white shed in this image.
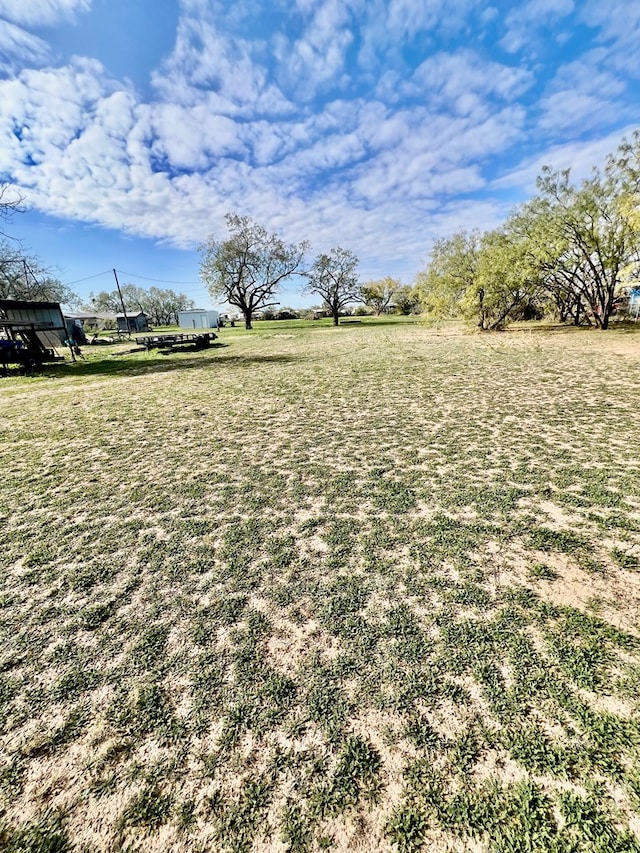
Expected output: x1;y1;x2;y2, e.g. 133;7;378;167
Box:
178;309;219;330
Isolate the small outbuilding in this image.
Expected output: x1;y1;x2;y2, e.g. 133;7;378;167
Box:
64;310;103;335
116;312;150;333
178;309;220;330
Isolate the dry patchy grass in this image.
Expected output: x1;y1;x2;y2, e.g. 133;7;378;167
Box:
1;320;639;852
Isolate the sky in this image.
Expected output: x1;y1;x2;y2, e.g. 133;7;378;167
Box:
0;0;639;310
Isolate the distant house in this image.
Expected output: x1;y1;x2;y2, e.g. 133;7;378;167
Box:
64;310;100;344
178;309;219;330
0;299;67;351
64;311;101;332
116;312;150;333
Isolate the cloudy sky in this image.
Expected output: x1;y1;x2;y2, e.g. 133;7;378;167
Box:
0;0;638;308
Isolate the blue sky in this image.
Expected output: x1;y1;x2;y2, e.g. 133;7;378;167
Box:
0;0;638;310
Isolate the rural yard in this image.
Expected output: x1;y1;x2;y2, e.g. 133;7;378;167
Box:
1;319;640;852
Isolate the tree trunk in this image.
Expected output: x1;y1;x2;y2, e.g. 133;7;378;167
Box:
477;288;486;329
573;298;581;326
244;311;253;330
601;287;615;330
332;312;339;326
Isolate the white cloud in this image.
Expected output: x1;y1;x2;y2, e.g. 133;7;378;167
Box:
536;49;628;135
0;19;50;71
0;0;90;26
0;46;525;277
342;102;525;208
0;0;636;286
581;0;640;76
500;0;574;53
150;103;244;170
492;125;638;194
280;0;354;99
356;0;481;73
480;6;498;24
151;14;294;116
385;0;480;40
409;50;534;107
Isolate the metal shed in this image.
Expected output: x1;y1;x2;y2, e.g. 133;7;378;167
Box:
178;309;220;330
0;299;67;369
116;312;150;333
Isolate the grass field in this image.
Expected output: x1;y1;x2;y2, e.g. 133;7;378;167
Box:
1;319;640;852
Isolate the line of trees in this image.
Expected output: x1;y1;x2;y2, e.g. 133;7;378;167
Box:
417;132;640;331
6;131;639;333
0;244;197;324
199;213;419;329
89;284;195;326
1;183;196;321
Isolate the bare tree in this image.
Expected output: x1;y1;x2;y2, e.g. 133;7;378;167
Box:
304;247;361;326
0;243;79;304
0;183;80;305
199;214;308;329
0;183;25;238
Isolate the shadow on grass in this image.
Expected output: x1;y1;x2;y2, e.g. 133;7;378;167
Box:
355;316;421;327
503;321;640;336
37;347;299;380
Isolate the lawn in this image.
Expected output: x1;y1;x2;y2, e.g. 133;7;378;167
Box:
1;319;639;852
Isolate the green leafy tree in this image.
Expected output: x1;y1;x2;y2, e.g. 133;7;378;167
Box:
472;229;544;329
416;230;481;323
140;287;194;325
89;285;194;325
417;138;640;331
612;129;640;231
530;164;640;329
392;284;421;315
90;284;147;315
199;214;308;330
304;247;361;326
361;277;399;315
508;197;587;325
88;289;121;313
417;227;541;330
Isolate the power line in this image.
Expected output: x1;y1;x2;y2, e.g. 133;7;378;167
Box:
66;270;113;285
116;269;203;286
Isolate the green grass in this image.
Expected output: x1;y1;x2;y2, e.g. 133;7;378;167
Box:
1;320;639;851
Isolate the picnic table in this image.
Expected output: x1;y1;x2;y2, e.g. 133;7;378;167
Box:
134;332;217;351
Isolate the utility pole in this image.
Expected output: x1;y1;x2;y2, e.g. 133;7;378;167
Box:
112;269;130;338
22;260;34;296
